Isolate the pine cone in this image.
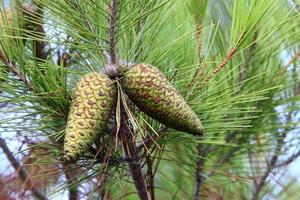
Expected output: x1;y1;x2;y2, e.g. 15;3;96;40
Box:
64;72;116;160
122;64;203;135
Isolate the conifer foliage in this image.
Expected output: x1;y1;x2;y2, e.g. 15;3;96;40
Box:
0;0;300;199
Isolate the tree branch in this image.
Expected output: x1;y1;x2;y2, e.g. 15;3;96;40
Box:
145;149;155;200
206;148;238;178
33;8;49;61
251;115;292;200
200;32;245;90
283;49;300;68
276;148;300;168
0;51;34;91
199;45;237;89
0;137;48;200
120;101;151;200
136;126;167;154
23;2;49;61
107;0;119;65
62;163;79;200
239;30;259;82
192;145;207;200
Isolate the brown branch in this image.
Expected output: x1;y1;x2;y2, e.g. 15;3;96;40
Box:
251;116;292;200
239;30;259;82
207;148;237;178
294;82;300;96
199;46;237;90
0;177;12;200
120;102;151;200
192;145;207;200
0;137;48;200
107;0;119;65
136;126;167;153
145;150;155;200
33;16;49;61
21;2;49;62
194;13;203;57
62;163;79;200
283;49;300;68
199;32;245;90
275;149;300;168
0;52;34;91
193;131;247;199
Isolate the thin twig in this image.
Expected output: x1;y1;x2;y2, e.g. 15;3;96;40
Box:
0;51;34;91
239;30;259;82
207;148;237;178
276;149;300;168
108;0;119;65
23;2;49;61
120;101;151;200
251;114;292;200
283;49;300;68
136;126;167;153
192;145;207;200
200;46;237;89
0;137;48;200
185;3;206;98
199;32;245;90
62;163;79;200
145;150;155;200
194;9;204;57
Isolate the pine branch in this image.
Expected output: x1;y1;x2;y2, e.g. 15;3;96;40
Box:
23;2;49;61
62;163;79;200
0;137;48;200
107;0;119;65
0;52;34;91
192;0;208;57
120;102;151;200
136;126;167;153
207;148;237;178
239;30;259;82
192;145;208;200
200;46;237;89
283;49;300;68
194;14;203;57
275;149;300;168
33;17;49;61
145;150;155;200
199;32;245;90
207;131;240;153
251;114;292;200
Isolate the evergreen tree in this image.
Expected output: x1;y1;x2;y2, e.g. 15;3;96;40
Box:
0;0;300;199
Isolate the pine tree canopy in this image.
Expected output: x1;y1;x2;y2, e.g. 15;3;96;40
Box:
0;0;300;199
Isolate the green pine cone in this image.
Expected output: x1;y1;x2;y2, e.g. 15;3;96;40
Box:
123;64;203;135
64;72;116;160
